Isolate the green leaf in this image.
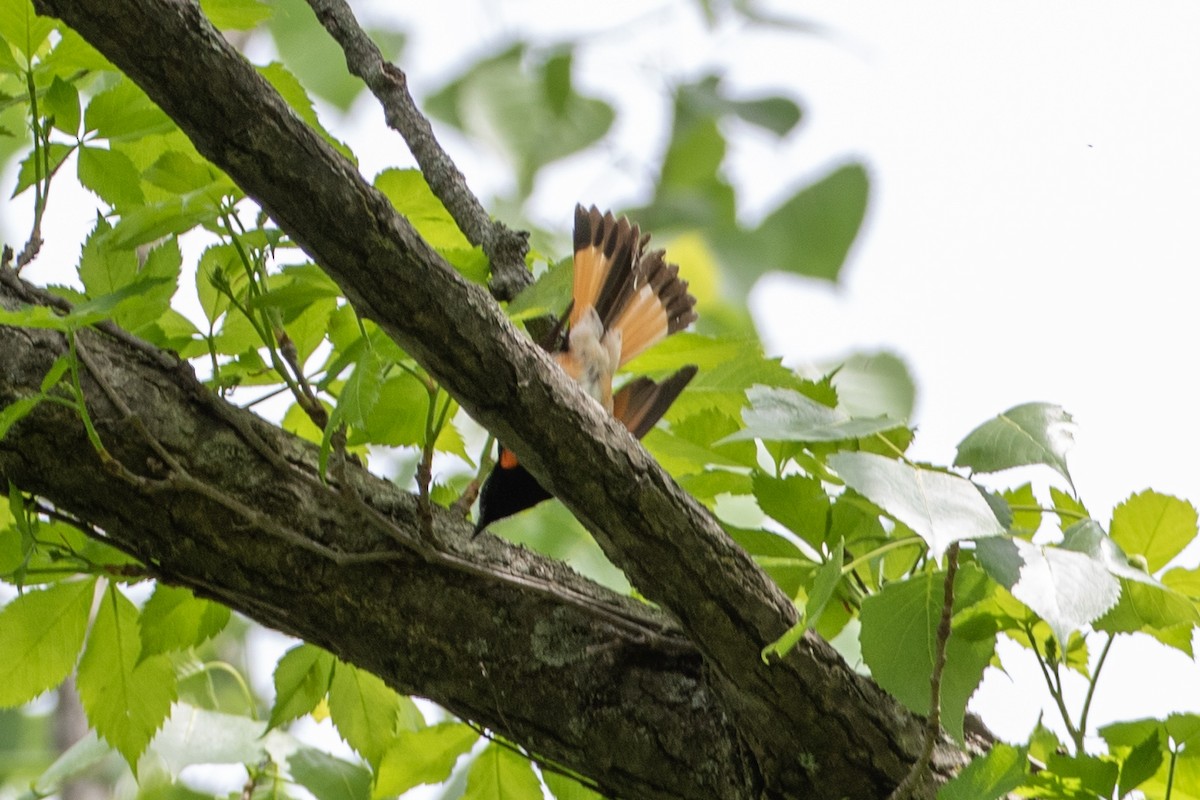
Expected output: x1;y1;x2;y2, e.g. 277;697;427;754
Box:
937;744;1028;800
752;472;831;550
13;142;72;198
543;771;604;800
829;452;1004;557
0;0;54;58
257;61;355;160
289;746;372;800
0;395;43;442
722;385;904;444
76;584;178;770
954;402;1076;485
506;257;569;320
104;191;222;249
859;564;994;741
84;79;172;141
149;703;267;772
373;722;479;798
0;304;70;331
267;0;392;110
1119;729;1163;798
427;44;614;197
142;150;226;194
267;643;335;730
1110;489;1198;573
78;215;137;297
724;162;869;285
644;408;757;475
28;732;112;798
139;584;230;658
78;144;145;207
975;536;1120;644
44;75;81;136
200;0;272;29
463;742;544;800
335;345;386;429
374;168;471;251
0;578;95;707
328;659;421;769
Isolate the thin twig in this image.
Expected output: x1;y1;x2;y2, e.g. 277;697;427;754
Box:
888;542;960;800
303;0;531;299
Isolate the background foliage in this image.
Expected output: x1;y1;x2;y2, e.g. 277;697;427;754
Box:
2;1;1199;798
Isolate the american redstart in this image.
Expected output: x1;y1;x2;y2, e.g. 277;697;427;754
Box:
474;205;699;533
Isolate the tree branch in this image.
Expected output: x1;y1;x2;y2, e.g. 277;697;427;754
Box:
304;0;531;300
21;1;977;795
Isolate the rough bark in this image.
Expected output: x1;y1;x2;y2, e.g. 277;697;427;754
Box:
9;0;981;796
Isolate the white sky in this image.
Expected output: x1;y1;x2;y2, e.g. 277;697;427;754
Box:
7;0;1200;756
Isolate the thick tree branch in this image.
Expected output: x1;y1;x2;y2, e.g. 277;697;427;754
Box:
0;269;740;800
22;1;977;796
304;0;531;300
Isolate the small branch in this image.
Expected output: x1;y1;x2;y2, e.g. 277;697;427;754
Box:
889;542;960;800
304;0;531;300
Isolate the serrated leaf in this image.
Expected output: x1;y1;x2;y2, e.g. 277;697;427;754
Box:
373;722;479;798
84;79;172;141
257;61;355;161
77;144;144;207
139;584;230;658
0;578;95;707
337;345;386;429
13;142;72;198
936;743;1028;800
722;385;903;444
829;452;1003;557
328;659;420;769
507;257;569;320
954;402;1076;485
1110;490;1198;574
463;742;543;800
44;75;81;136
76;585;178;770
78;216;137;296
104;191;222;249
289;746;372;800
859;564;994;741
267;643;334;730
975;536;1120;644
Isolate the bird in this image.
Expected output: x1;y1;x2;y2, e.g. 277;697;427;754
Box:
474;204;699;533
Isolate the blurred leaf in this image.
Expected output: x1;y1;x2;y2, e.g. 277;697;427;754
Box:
28;732;112;798
200;0;272;29
104;191;222;249
76;585;177;770
507;257;570;320
139;584;230;658
0;578;94;707
827;351;915;422
463;742;543;800
428;44;614;197
937;744;1028;800
1110;489;1198;574
289;746;372;800
142;150;228;194
829;453;1003;557
859;564;994;741
543;771;604;800
267;643;335;730
373;722;479;798
0;0;55;58
644;407;757;474
1001;483;1041;538
267;0;399;110
723;385;904;444
149;703;268;772
955;403;1075;485
975;536;1120;644
721;163;869;287
375;168;470;250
